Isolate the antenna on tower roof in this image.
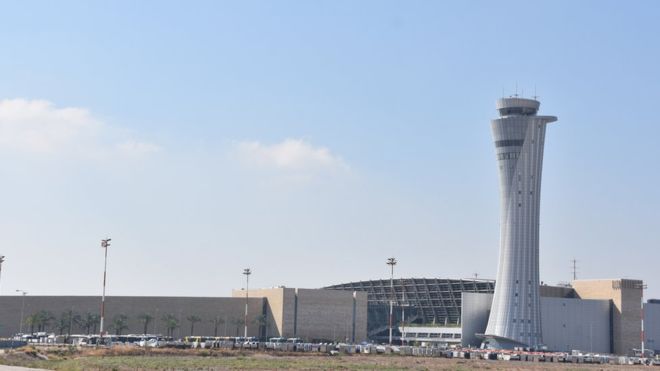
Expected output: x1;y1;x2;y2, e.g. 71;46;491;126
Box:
514;82;519;97
571;258;578;281
532;85;539;100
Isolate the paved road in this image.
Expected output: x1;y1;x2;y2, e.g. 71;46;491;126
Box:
0;366;49;371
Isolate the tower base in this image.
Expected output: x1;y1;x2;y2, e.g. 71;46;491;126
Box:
476;334;529;350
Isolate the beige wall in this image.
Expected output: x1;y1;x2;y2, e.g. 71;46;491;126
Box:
572;279;643;355
232;288;287;338
233;287;368;342
295;289;367;342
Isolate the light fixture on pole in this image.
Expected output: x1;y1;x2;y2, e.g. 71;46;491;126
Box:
386;257;397;346
243;268;251;338
99;238;111;342
16;289;27;334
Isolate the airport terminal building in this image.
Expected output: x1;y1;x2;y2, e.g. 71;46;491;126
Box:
0;278;657;355
328;277;658;355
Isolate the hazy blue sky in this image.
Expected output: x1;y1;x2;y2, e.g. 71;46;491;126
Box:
1;1;659;299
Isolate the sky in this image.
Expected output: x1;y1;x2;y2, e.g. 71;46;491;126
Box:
0;1;659;299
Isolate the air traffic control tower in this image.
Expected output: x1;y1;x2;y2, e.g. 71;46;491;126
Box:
482;97;557;349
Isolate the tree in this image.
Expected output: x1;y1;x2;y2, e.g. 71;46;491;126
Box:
209;316;225;337
186;315;202;336
138;313;154;335
110;314;129;335
252;314;268;338
80;313;101;334
161;314;179;338
56;315;69;336
75;312;98;335
25;313;41;334
63;310;80;340
36;311;55;332
231;318;244;337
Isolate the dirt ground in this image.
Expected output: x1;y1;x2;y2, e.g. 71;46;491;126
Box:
0;346;653;370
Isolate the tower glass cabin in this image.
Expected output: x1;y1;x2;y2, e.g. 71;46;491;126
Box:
482;97;557;349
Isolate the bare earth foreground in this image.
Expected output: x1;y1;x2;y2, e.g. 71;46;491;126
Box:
0;347;651;371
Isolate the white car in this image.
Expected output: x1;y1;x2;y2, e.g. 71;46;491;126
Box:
144;338;167;347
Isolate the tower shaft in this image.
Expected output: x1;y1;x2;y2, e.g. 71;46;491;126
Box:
483;98;557;349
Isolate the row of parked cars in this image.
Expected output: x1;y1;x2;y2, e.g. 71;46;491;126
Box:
12;332;310;349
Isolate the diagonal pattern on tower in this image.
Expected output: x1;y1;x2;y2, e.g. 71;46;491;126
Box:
482;97;557;349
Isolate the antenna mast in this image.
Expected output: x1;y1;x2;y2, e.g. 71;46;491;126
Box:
571;258;578;281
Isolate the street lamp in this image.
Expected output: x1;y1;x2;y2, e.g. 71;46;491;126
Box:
16;290;27;334
100;238;111;340
243;268;251;338
386;257;397;345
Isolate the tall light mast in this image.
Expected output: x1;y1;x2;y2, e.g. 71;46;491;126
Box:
243;268;251;338
386;257;397;345
99;238;111;341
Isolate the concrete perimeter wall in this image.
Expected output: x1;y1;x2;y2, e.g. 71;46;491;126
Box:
0;296;264;338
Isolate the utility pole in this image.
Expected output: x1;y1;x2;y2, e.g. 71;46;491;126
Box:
99;238;111;342
16;290;27;334
243;268;251;338
386;257;397;345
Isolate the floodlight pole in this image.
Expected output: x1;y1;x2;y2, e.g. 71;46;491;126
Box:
243;268;251;338
99;238;111;342
16;290;27;334
386;257;397;345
